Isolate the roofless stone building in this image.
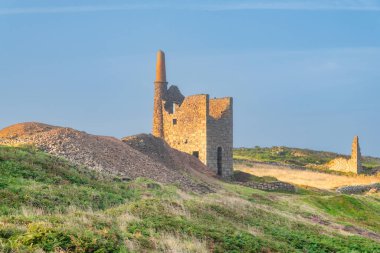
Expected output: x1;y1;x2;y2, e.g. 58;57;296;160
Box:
152;50;233;177
328;136;363;174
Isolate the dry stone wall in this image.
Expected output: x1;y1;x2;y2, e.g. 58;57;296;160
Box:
238;181;296;192
336;183;380;194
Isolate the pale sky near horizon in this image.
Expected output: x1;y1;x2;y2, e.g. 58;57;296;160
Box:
0;0;379;156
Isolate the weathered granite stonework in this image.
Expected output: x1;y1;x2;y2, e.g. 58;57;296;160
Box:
329;136;363;174
237;181;296;192
152;50;233;177
336;183;380;194
152;50;167;138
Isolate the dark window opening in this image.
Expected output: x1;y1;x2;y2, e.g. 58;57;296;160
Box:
192;151;199;158
173;119;177;125
217;147;222;176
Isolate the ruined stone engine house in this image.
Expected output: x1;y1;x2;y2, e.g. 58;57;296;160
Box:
328;136;363;174
152;50;233;177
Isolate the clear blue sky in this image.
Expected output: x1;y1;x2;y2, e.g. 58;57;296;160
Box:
1;0;379;156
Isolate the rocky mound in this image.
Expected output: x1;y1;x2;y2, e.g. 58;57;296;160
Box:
122;134;214;176
0;122;215;193
0;122;58;139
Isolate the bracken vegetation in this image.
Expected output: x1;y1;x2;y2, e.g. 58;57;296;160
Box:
1;145;380;252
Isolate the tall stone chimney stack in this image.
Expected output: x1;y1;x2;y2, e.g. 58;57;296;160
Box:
351;136;362;173
152;50;167;138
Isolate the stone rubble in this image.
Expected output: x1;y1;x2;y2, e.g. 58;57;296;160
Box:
336;183;380;194
0;122;215;193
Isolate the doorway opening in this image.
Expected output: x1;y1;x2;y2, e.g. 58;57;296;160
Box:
217;147;222;176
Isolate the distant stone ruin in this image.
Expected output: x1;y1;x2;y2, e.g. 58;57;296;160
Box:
152;50;233;177
328;136;363;174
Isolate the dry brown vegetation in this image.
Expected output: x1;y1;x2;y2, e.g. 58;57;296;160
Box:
236;163;380;189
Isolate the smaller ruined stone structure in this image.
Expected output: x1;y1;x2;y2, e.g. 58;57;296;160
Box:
152;50;233;177
328;136;363;174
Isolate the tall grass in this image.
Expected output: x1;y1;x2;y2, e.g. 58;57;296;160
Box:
0;145;380;252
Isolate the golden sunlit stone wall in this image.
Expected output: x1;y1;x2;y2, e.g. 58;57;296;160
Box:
162;95;209;164
328;136;363;174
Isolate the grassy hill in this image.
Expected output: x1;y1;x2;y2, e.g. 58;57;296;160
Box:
234;146;380;171
1;145;380;252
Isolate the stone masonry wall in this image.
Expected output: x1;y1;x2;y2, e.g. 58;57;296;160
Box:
152;81;167;138
152;50;167;138
207;97;233;176
162;94;209;164
238;181;296;192
351;136;362;172
336;183;380;194
329;158;359;174
152;50;233;177
328;136;363;174
164;85;185;113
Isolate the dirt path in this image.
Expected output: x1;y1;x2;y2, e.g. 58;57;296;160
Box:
236;163;380;189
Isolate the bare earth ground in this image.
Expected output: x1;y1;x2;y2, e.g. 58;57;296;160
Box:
236;162;380;189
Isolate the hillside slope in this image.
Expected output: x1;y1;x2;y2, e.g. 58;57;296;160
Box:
0;122;215;193
234;146;380;171
1;145;380;252
122;134;211;176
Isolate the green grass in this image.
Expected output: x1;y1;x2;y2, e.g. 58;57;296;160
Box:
234;146;380;171
0;145;140;214
1;145;380;252
306;195;380;233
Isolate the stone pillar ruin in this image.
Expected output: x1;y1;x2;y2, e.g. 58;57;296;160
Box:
152;50;167;138
328;136;364;174
351;136;362;173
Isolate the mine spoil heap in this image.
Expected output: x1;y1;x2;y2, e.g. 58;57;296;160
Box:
122;133;213;175
0;122;215;193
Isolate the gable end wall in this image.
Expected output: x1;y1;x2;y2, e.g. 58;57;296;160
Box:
207;97;233;176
